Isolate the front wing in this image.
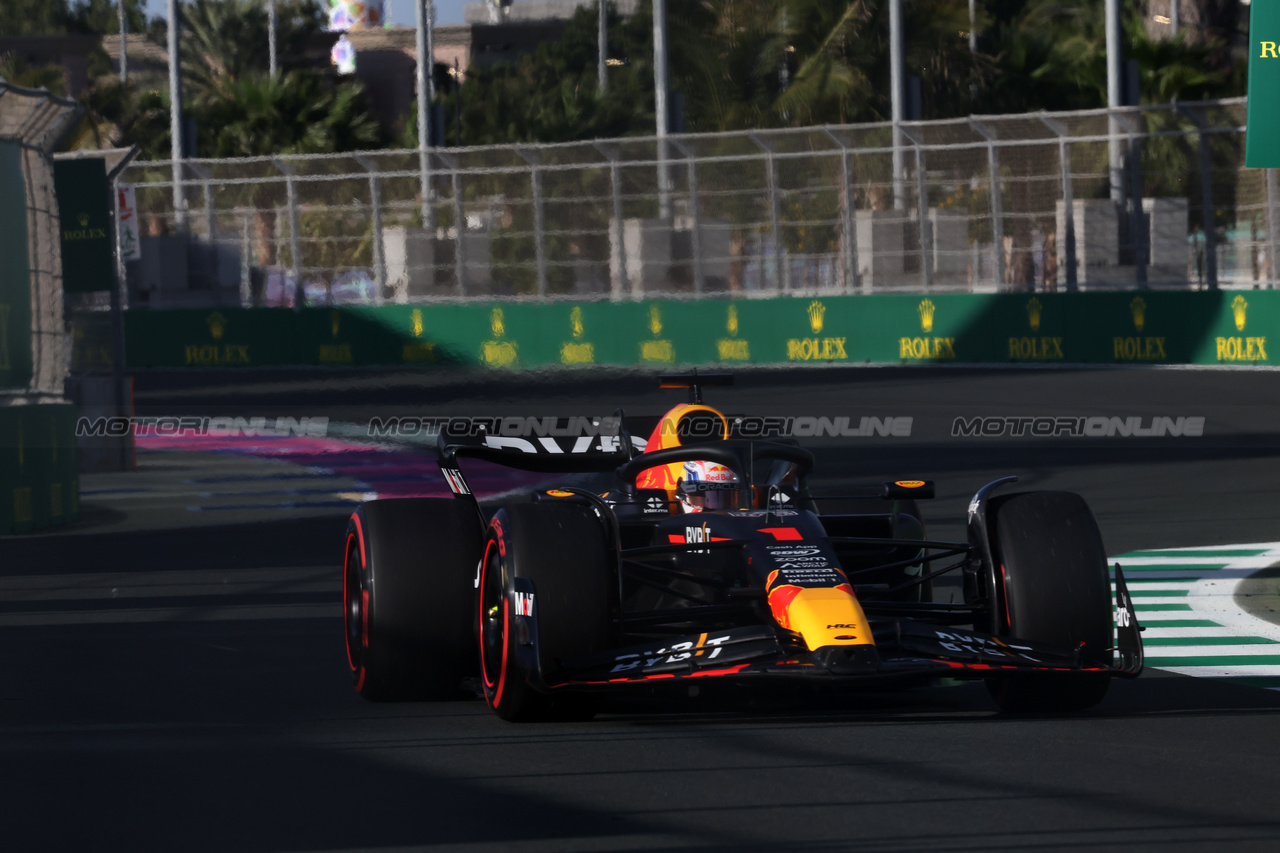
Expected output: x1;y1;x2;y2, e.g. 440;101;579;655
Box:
508;566;1144;692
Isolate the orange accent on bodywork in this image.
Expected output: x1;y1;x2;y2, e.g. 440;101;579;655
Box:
760;527;803;541
768;585;803;629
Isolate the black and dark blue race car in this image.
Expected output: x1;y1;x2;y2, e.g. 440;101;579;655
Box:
343;372;1143;720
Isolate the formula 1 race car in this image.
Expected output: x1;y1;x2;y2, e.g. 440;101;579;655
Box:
343;372;1143;720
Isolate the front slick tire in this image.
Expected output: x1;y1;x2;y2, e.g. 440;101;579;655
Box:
344;498;481;701
984;491;1113;713
479;502;612;722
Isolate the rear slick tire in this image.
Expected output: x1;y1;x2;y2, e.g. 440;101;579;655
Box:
344;498;482;701
983;490;1113;713
479;502;612;722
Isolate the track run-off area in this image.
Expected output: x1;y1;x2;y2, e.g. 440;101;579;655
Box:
6;364;1280;851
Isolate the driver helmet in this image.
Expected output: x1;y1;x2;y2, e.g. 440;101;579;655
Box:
677;460;740;513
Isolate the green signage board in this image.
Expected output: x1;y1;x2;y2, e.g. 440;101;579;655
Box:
0;140;33;390
119;291;1280;370
1246;0;1280;166
53;158;115;293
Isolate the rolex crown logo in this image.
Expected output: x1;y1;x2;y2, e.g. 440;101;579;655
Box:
1232;295;1248;331
918;298;936;333
77;212;89;228
571;306;585;339
648;304;662;336
206;311;226;340
411;308;424;338
1026;297;1042;332
727;304;739;336
807;301;826;334
1130;296;1146;333
491;307;505;338
331;310;340;338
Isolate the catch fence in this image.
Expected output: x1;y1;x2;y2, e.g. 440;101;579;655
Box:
115;97;1272;307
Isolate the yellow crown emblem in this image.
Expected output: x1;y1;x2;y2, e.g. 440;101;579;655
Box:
206;311;226;340
77;212;89;228
918;298;936;333
1026;297;1042;332
331;310;341;338
491;307;505;338
648;304;662;336
571;306;585;339
411;308;424;338
1130;296;1146;332
1233;295;1248;331
727;304;739;336
807;300;826;334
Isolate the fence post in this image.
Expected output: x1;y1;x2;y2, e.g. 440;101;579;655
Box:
437;151;466;295
823;129;860;293
1269;168;1279;286
356;156;386;304
970;119;1004;287
1040;114;1078;290
1182;106;1218;289
274;158;303;308
751;134;786;292
518;148;547;297
673;139;704;293
1118;111;1147;286
240;213;251;305
901;125;930;291
594;142;627;299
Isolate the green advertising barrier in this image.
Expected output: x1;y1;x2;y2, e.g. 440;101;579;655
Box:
0;140;33;389
0;404;79;535
121;290;1279;370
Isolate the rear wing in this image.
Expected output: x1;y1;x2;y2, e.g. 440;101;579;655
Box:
436;417;637;493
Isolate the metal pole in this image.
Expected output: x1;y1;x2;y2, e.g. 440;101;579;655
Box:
1171;0;1179;36
282;169;303;307
598;0;608;93
968;0;976;52
1105;0;1123;205
903;128;931;291
768;154;785;291
110;174;128;457
240;214;251;305
357;156;386;304
675;142;705;293
1197;128;1217;289
988;143;1004;285
653;0;671;220
890;0;905;210
452;168;466;295
1040;114;1078;290
167;0;185;228
1268;168;1279;286
603;149;625;299
822;129;860;293
532;168;546;296
1127;122;1147;286
416;0;435;228
118;0;128;83
268;0;278;78
843;151;859;292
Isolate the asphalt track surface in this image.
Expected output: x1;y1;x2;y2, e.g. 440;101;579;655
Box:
7;365;1280;852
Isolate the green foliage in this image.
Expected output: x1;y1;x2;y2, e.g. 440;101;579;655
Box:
0;54;69;96
200;71;382;157
179;0;325;107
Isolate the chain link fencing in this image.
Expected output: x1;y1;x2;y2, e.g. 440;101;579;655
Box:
117;96;1269;307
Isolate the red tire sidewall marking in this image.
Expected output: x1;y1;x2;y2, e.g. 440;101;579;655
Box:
479;538;499;693
343;531;360;671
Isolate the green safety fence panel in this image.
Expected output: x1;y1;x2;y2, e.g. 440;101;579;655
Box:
120;290;1280;370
